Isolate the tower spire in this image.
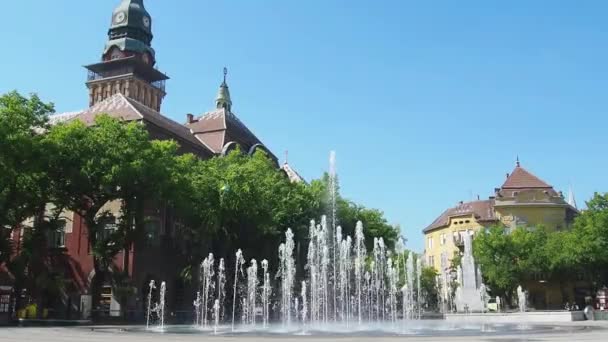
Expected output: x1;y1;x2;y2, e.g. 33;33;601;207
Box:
216;67;232;111
85;0;168;111
567;185;577;209
516;155;520;167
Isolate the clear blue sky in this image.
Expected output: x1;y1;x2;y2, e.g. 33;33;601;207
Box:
1;0;607;252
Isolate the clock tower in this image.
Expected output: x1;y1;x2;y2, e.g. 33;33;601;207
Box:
85;0;168;112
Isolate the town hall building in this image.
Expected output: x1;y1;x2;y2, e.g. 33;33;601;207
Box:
1;0;302;322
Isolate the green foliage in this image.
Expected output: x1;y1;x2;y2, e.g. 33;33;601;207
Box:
0;91;54;229
473;225;548;301
472;193;608;304
173;149;319;273
420;266;440;310
0;90;402;311
547;193;608;285
310;174;400;251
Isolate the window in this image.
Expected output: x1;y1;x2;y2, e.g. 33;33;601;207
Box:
48;220;66;248
440;233;447;246
0;294;10;313
428;255;435;268
144;219;161;247
97;216;118;243
427;237;433;249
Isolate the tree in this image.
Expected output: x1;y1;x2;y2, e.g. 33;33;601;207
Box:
44;115;172;314
473;225;551;307
549;193;608;288
0;91;53;230
309;175;400;251
420;266;439;310
0;91;70;317
174;149;320;282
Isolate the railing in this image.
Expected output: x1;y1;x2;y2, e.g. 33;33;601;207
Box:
87;71;166;92
151;80;166;92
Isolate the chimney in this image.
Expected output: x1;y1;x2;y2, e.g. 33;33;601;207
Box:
459;201;464;205
477;194;480;200
186;113;195;124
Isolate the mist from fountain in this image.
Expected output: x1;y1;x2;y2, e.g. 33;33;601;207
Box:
329;150;338;321
213;299;220;334
158;281;166;330
247;259;258;325
454;232;486;312
146;280;156;329
517;285;527;313
217;258;226;322
278;228;296;325
231;249;245;331
200;253;216;327
261;259;271;327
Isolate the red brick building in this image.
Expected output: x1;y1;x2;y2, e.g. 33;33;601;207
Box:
1;0;302;322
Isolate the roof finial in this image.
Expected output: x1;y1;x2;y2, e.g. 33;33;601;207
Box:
215;67;232;111
516;155;520;167
285;150;289;165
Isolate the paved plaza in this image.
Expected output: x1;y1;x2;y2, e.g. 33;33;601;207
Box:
1;322;608;342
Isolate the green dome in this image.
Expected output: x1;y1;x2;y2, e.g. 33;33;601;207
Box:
108;0;153;46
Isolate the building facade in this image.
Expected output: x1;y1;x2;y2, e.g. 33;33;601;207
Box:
423;161;579;309
1;0;302;322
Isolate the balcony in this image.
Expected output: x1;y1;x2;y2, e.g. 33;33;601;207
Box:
87;71;166;92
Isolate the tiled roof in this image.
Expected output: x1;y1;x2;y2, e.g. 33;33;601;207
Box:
186;108;277;161
281;162;305;183
58;94;213;157
499;165;558;198
424;200;497;233
502;166;552;189
49;111;83;125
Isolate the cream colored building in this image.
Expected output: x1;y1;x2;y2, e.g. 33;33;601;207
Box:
423;161;578;274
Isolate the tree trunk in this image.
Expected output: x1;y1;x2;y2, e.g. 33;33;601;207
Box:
121;243;131;322
11;286;22;322
91;260;105;321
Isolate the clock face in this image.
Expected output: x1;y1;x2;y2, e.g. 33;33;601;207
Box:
143;17;151;28
114;12;126;24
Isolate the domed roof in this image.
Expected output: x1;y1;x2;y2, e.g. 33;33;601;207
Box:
105;0;154;57
109;0;153;40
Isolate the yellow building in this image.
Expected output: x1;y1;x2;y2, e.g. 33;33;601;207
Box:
423;161;579;309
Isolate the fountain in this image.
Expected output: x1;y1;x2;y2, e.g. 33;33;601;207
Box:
454;232;486;312
261;259;271;327
200;253;215;327
193;291;201;326
158;281;166;330
95;151;592;340
213;299;220;334
246;259;258;325
328;151;338;321
301;280;308;327
217;258;226;322
278;228;296;325
517;285;527;313
231;249;245;331
146;280;156;329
